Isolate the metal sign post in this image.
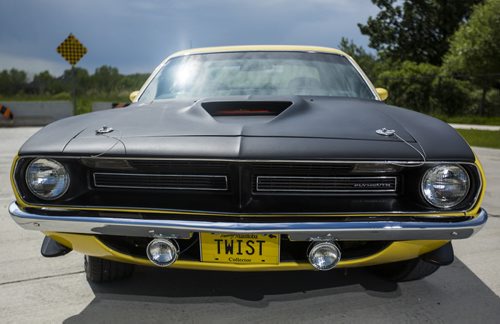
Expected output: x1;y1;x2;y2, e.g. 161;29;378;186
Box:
56;33;87;115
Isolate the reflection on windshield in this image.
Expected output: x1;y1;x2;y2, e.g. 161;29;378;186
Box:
139;52;375;101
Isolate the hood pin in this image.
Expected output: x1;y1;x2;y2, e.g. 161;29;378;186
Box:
96;125;114;135
376;128;396;136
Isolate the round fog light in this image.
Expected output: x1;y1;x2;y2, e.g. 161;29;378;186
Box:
146;239;178;267
308;242;341;271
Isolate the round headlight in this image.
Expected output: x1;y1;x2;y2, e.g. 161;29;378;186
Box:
25;158;70;200
421;164;470;209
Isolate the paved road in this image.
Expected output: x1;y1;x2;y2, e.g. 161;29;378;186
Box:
450;123;500;131
1;128;499;323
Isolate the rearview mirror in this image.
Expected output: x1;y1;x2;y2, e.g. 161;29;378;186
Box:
129;90;140;102
376;88;389;101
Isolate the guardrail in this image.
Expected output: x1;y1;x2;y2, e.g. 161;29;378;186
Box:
92;102;113;112
92;102;129;111
0;101;73;126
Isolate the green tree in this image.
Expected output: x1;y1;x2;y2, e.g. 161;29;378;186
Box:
443;0;500;115
32;71;57;95
92;65;121;94
0;65;147;105
431;76;473;116
61;67;91;94
359;0;483;65
443;0;500;80
378;61;472;115
0;69;28;96
118;73;149;92
378;61;438;113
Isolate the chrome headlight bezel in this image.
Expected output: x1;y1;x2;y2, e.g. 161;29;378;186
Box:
25;158;70;200
420;164;471;209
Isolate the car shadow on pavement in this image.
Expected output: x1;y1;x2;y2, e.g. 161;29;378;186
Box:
92;265;400;301
64;258;500;323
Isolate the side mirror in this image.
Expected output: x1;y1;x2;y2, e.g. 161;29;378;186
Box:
376;88;389;101
129;90;140;102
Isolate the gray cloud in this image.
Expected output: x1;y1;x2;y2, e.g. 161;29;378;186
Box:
0;0;377;76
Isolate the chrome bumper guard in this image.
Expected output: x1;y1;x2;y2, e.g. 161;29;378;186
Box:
9;202;487;241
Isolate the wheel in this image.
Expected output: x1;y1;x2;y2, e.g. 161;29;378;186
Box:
84;255;135;283
370;258;440;282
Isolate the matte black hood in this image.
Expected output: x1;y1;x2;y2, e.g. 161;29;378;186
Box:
19;96;475;162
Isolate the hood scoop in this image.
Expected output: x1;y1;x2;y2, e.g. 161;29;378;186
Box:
59;97;417;144
201;101;292;117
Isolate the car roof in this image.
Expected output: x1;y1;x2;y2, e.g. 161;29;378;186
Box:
168;45;350;59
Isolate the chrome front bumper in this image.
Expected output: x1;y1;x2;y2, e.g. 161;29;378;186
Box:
8;202;487;241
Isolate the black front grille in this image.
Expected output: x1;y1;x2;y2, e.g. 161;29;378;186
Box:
85;160;403;213
250;162;354;176
127;160;230;173
22;157;465;214
93;173;228;191
256;176;397;193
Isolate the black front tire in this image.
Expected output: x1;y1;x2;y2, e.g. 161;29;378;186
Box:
370;258;440;282
84;255;135;283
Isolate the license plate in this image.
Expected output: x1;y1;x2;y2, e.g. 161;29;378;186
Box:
200;233;280;264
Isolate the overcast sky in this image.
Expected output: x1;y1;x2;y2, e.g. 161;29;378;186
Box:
0;0;378;76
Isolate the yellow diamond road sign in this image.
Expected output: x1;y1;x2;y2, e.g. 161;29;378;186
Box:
57;33;87;66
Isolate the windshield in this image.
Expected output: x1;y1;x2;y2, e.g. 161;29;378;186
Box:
139;51;375;101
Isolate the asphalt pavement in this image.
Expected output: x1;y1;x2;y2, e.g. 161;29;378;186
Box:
1;127;499;323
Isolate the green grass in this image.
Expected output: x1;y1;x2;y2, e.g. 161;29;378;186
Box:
434;115;500;126
457;129;500;149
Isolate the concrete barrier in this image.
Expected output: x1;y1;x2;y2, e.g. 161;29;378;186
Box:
0;101;73;126
92;102;114;112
